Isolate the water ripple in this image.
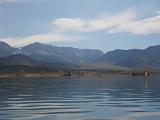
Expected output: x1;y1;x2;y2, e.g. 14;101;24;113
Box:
0;76;160;120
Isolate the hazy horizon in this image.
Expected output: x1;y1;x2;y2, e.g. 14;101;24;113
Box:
0;0;160;52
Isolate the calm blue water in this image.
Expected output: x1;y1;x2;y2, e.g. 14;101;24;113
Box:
0;76;160;120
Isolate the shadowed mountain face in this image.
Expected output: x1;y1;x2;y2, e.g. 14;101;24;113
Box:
0;41;104;64
21;42;104;63
0;54;42;66
0;41;19;57
0;41;103;70
98;45;160;68
0;54;78;71
145;45;160;54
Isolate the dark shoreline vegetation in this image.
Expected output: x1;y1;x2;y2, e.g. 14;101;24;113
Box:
0;65;159;77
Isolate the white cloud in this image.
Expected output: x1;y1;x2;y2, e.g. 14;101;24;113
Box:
109;15;160;35
0;33;80;47
0;0;30;4
1;9;159;47
53;10;135;32
53;10;160;35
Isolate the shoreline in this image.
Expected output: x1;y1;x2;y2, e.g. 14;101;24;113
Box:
0;70;157;78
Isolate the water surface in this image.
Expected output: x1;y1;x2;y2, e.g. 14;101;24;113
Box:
0;76;160;120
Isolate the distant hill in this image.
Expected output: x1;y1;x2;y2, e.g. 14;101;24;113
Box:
21;42;104;63
98;45;160;68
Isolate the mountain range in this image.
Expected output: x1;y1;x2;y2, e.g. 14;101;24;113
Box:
0;41;160;70
0;41;103;64
98;45;160;68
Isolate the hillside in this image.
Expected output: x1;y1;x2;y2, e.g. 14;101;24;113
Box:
0;41;160;69
98;45;160;68
0;41;19;57
0;54;42;66
21;42;104;63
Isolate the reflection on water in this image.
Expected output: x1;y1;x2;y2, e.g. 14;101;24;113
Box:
0;76;160;120
145;79;148;89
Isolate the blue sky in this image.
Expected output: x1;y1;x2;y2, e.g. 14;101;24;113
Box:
0;0;160;52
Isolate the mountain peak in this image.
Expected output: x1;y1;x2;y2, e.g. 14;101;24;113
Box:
146;45;160;50
0;41;18;57
0;41;11;48
27;42;43;47
28;42;52;47
32;42;44;45
23;42;54;50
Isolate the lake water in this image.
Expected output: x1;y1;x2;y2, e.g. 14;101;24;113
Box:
0;76;160;120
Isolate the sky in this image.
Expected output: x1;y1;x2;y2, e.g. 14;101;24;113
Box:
0;0;160;52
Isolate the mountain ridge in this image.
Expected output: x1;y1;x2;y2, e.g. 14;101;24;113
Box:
0;41;104;64
21;42;104;64
98;45;160;68
0;41;160;69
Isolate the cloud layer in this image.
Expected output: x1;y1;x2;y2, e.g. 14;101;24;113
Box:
53;10;160;35
1;9;160;47
0;33;80;47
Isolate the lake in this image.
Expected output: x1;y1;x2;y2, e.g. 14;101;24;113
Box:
0;76;160;120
